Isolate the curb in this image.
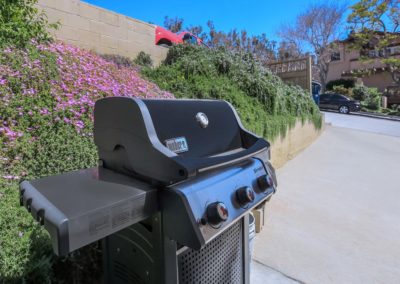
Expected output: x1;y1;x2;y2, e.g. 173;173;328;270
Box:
352;111;400;122
322;109;400;122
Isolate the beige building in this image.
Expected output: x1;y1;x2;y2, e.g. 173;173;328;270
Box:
327;38;400;92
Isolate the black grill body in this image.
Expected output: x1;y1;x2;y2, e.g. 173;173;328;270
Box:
20;98;277;284
103;214;249;284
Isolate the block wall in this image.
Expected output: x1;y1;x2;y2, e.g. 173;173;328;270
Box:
38;0;168;65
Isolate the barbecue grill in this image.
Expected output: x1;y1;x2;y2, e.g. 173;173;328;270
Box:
20;97;277;284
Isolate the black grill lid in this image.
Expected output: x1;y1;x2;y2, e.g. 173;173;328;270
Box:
94;97;270;184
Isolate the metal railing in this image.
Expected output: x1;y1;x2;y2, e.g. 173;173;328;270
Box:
267;57;308;74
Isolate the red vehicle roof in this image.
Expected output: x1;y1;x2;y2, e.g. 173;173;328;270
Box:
155;26;205;47
155;26;183;45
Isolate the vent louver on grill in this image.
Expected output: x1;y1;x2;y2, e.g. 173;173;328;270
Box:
178;221;243;284
114;260;146;284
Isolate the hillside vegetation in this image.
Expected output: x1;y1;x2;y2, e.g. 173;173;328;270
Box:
142;45;322;140
0;42;172;283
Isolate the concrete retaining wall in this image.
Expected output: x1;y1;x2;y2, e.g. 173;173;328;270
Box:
270;116;325;168
37;0;168;65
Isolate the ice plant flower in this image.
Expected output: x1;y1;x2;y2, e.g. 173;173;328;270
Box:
0;41;174;142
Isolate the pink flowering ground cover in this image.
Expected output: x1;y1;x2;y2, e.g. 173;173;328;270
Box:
0;41;173;179
1;41;172;142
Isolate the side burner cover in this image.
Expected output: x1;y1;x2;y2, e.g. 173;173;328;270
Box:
94;97;270;184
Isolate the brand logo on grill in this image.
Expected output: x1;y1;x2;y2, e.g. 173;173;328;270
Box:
165;137;189;153
196;112;209;128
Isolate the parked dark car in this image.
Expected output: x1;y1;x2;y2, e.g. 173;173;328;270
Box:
319;93;361;114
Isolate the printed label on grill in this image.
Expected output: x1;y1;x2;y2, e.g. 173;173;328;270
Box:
165;137;189;153
89;212;110;236
111;202;131;228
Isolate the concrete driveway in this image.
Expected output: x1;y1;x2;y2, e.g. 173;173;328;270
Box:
252;115;400;284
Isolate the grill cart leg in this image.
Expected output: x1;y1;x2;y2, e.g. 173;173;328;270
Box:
243;213;250;284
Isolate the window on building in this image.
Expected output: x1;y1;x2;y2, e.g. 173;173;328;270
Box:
368;50;378;58
330;52;341;61
390;46;400;55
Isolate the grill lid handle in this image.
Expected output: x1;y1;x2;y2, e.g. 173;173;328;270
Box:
175;138;269;175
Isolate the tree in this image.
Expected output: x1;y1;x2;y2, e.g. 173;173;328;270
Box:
203;20;278;63
347;0;400;86
162;17;279;64
277;41;302;60
163;16;184;33
187;25;209;42
278;2;347;91
187;25;203;36
205;20;226;47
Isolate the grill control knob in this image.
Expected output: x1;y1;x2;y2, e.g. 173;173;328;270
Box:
206;202;229;225
236;186;255;206
257;174;272;192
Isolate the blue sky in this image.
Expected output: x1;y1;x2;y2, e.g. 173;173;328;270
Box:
83;0;356;42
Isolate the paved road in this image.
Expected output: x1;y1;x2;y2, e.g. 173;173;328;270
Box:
252;115;400;284
323;111;400;137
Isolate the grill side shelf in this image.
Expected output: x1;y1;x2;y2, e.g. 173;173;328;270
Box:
19;167;158;256
20;181;70;255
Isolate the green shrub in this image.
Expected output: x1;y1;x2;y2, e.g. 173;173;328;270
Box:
364;87;381;110
352;85;368;101
353;85;381;110
0;0;57;47
388;104;400;116
0;180;53;284
326;79;355;90
134;51;153;67
332;85;353;97
142;45;322;140
391;104;400;111
100;53;136;68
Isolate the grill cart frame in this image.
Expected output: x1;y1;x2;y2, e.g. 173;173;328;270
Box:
103;214;250;284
